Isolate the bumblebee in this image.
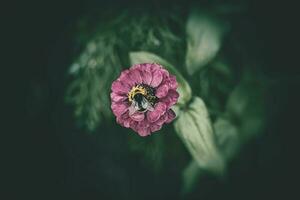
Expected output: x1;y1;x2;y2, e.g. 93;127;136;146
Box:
128;84;158;114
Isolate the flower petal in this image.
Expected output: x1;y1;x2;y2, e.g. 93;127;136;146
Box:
168;75;178;90
156;112;169;126
118;70;135;87
111;80;130;94
129;120;138;131
139;119;150;128
110;92;127;102
165;109;176;123
149;63;162;71
141;70;152;85
150;70;163;87
116;111;131;128
156;84;169;98
147;102;167;123
111;102;128;117
130;112;145;122
160;68;170;78
134;118;151;136
128;68;142;84
161;89;179;108
150;124;162;132
137;127;151;137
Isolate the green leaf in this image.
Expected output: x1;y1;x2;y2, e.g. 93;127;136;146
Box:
185;10;229;75
174;97;225;175
225;73;266;143
214;117;239;160
66;34;122;131
128;132;165;172
213;70;266;161
129;51;192;106
197;58;235;118
182;160;203;195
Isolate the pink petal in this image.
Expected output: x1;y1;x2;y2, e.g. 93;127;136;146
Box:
150;70;163;87
123;119;131;128
161;89;179;108
116;111;132;128
146;102;167;123
165;109;176;123
141;69;152;85
128;69;142;84
156;84;169;98
168;75;178;90
150;124;162;132
155;112;169;126
122;112;132;128
150;63;162;71
137;127;151;137
160;68;170;78
130;63;141;70
110;92;127;102
145;63;154;70
130;119;151;135
111;80;130;94
129;120;138;131
118;70;135;87
119;69;129;79
117;111;133;128
138;119;150;128
111;102;128;117
130;112;145;122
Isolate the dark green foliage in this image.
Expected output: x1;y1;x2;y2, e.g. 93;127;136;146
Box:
66;8;186;131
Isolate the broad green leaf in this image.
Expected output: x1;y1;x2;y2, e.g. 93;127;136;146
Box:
197;58;235;118
129;51;192;106
174;97;225;174
182;160;203;195
185;10;229;75
213;71;266;162
214;117;239;160
225;74;266;143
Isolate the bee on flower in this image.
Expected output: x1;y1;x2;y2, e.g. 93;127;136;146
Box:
110;63;179;136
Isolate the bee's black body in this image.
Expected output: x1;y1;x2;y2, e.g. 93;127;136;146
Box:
131;84;158;112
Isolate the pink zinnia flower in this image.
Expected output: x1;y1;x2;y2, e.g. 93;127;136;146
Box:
110;63;179;136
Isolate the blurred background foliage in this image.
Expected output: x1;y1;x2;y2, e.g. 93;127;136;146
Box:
66;6;186;130
65;0;266;184
15;0;300;199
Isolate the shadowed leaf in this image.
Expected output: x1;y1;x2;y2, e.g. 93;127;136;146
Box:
174;97;225;174
214;117;239;160
226;71;266;142
182;160;203;195
185;9;229;74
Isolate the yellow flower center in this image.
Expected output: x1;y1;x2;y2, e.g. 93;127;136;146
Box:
128;85;147;102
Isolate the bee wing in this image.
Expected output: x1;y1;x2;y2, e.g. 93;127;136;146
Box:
129;97;154;115
147;104;154;111
140;96;149;109
129;101;138;116
141;96;154;111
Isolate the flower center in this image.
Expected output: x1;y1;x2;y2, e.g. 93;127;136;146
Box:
128;84;158;112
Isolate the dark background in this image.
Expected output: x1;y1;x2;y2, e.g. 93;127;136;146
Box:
5;0;300;199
